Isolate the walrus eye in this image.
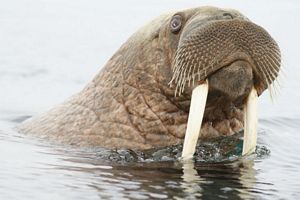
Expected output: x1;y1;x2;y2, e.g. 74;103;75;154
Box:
170;15;182;33
223;12;234;19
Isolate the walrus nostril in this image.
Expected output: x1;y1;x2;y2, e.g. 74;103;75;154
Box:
223;12;234;19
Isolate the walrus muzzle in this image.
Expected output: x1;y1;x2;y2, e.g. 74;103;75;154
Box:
172;19;281;159
172;19;280;96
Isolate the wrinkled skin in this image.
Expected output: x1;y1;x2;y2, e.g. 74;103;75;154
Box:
18;7;281;150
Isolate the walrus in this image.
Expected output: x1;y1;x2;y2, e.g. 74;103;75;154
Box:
18;7;281;154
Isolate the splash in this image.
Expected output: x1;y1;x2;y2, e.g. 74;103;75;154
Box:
94;131;270;163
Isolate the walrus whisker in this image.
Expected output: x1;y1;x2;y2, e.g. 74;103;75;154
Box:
268;85;275;102
260;60;274;86
272;79;281;97
254;61;271;88
268;51;281;70
258;58;276;84
181;59;192;86
173;56;186;82
266;58;280;79
176;68;186;95
264;56;280;82
181;78;187;94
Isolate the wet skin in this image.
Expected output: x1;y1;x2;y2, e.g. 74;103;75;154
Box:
18;7;281;150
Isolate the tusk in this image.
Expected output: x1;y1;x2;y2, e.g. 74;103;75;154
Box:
242;87;258;156
181;80;209;160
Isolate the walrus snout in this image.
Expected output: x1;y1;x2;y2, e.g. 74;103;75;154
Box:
171;18;281;96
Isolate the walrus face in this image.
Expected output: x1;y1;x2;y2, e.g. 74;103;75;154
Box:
159;7;281;156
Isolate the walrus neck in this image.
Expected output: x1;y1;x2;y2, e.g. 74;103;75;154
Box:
66;39;189;149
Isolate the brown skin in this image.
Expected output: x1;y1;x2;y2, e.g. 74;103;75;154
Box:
18;7;281;150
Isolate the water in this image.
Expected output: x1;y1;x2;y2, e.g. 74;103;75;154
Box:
1;0;300;199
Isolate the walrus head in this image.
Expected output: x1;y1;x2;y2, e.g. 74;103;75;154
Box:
153;7;281;157
139;7;280;140
18;7;281;152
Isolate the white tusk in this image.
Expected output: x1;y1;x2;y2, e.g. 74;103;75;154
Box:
181;80;209;160
242;87;258;156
